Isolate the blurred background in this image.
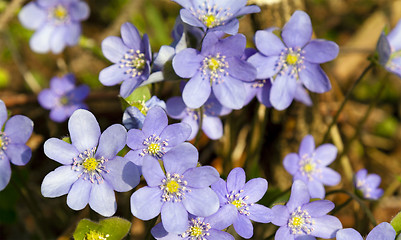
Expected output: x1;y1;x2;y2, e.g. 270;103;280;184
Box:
1;0;401;239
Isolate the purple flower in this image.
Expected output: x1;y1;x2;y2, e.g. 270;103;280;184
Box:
166;93;231;140
173;32;257;109
18;0;89;54
336;222;395;240
244;79;312;107
0;100;33;191
172;0;260;35
41;109;140;217
243;48;312;107
125;106;191;166
122;96;166;130
151;207;236;240
130;142;220;233
248;10;339;110
210;167;272;239
271;180;342;240
354;169;383;200
377;19;401;78
38;73;90;122
99;22;152;98
283;135;341;199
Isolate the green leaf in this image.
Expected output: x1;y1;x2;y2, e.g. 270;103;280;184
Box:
73;217;131;240
73;219;101;240
62;136;72;144
121;85;151;110
391;210;401;234
98;217;132;240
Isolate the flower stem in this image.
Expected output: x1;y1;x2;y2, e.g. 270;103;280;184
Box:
331;197;353;215
322;62;374;144
337;75;388;160
326;189;377;226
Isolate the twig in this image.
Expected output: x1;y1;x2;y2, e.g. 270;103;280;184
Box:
322;62;374;144
2;31;42;93
0;0;26;32
326;189;377;226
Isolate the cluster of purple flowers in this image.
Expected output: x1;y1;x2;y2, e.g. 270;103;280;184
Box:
13;0;401;239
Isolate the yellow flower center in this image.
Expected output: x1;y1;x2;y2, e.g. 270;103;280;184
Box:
231;199;245;209
166;180;180;193
203;15;216;28
132;56;145;70
147;143;161;155
84;230;109;240
53;5;68;20
60;96;69;105
190;226;203;237
290;216;304;227
286;54;298;65
303;163;315;173
83;158;98;172
208;57;220;71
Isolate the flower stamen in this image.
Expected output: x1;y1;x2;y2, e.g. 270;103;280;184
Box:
201;54;229;85
160;173;190;202
119;49;146;78
72;147;109;184
226;189;251;216
180;217;211;240
140;134;168;158
288;206;314;235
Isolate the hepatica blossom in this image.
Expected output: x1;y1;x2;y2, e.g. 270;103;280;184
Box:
41;109;140;217
336;222;395;240
172;0;260;35
130;142;220;233
243;48;312;107
248;10;339;110
0;100;33;191
125;106;191;166
283;135;341;199
38;73;90;122
354;169;384;200
271;180;342;240
173;32;257;109
377;18;401;78
151;206;236;240
18;0;89;54
211;167;272;239
122;96;166;130
99;22;152;98
166;93;231;140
